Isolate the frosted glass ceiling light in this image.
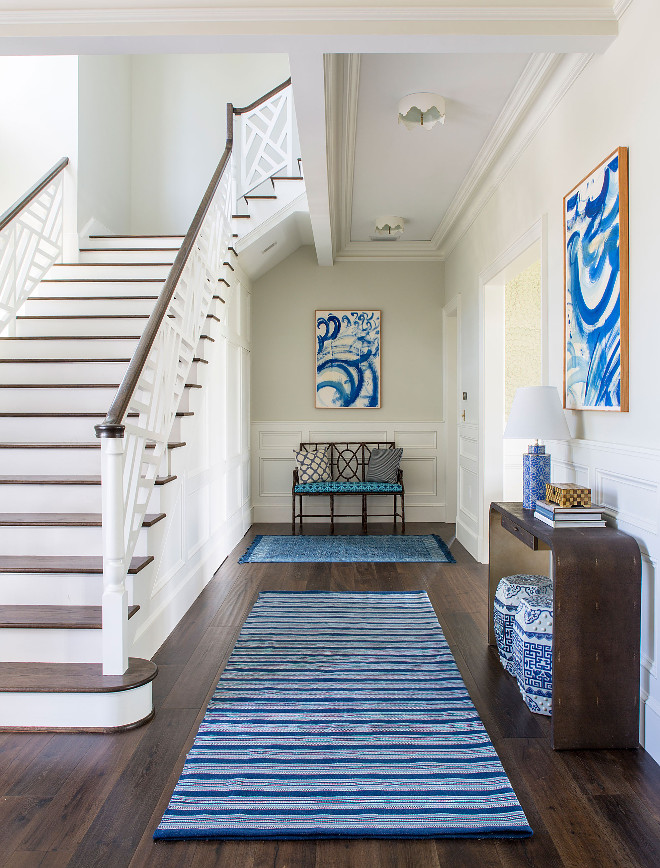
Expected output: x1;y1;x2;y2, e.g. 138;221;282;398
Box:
398;93;445;130
374;216;405;238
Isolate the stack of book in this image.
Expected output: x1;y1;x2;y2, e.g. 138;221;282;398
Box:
533;499;606;528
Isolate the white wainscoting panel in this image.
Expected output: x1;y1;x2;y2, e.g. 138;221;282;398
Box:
251;421;447;524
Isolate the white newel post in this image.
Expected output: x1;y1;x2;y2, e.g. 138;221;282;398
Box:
100;434;129;675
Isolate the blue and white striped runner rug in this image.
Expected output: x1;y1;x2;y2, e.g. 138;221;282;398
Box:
154;591;532;840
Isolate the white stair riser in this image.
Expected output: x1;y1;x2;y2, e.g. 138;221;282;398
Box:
0;483;167;513
84;236;184;250
0;415;185;443
24;298;158;316
0;526;149;557
0;573;103;606
0;627;101;663
0;448;102;474
34;280;166;298
0;683;153;729
78;249;178;264
15;317;155;337
0;448;175;476
0;388;192;414
0;361;129;384
0;338;140;359
49;264;172;280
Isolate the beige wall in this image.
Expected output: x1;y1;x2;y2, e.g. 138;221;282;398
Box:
504;260;541;419
251;246;444;421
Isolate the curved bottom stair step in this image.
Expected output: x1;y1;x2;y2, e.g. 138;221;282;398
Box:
0;657;157;732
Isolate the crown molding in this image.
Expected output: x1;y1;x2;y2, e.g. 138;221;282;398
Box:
432;52;559;254
0;6;620;26
613;0;634;20
437;51;593;258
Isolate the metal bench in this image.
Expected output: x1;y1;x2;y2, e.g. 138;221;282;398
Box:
292;441;405;535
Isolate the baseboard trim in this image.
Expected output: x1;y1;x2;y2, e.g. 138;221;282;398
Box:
456;517;480;561
253;504;447;524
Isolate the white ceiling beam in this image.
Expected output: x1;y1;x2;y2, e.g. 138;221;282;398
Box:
0;4;622;55
288;50;334;267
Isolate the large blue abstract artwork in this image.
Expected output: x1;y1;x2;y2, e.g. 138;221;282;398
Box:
564;147;628;411
316;310;381;408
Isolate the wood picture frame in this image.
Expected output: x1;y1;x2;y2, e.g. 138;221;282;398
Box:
563;146;629;411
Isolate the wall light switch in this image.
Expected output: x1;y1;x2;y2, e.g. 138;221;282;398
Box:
462;392;468;401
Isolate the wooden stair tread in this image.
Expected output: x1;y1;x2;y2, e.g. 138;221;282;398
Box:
272;176;304;181
16;314;217;320
0;558;151;575
244;194;277;200
0;604;140;626
0;442;185;450
26;296;160;302
0;359;203;366
88;234;185;239
0;513;165;527
0;383;200;389
0;475;176;485
54;262;174;267
0;412;193;418
0;657;157;694
79;247;180;252
0;334;213;341
41;278;166;283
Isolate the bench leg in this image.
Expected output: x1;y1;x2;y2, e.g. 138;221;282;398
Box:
292;492;296;535
401;491;405;535
299;495;304;535
330;494;335;535
362;495;367;534
393;494;397;534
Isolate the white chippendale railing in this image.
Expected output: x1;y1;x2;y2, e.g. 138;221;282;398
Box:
234;78;294;199
0;157;68;335
95;109;235;675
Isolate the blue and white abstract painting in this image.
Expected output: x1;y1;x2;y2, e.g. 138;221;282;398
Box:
564;148;628;411
316;310;380;408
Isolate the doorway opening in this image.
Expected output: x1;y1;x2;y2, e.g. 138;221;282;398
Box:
479;222;545;561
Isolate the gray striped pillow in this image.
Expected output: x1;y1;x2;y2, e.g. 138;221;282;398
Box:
366;448;403;483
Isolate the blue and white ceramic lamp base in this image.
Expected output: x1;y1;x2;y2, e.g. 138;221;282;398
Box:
522;444;551;509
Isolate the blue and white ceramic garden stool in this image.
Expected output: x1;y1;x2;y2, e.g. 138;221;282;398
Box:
512;592;554;716
493;574;552;676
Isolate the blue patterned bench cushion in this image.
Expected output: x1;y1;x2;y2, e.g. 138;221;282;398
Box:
294;481;402;494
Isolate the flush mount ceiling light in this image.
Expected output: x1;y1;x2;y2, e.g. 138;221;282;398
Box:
398;93;446;130
373;216;404;239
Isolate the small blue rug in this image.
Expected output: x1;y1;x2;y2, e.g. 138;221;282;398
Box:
238;534;456;564
154;591;532;840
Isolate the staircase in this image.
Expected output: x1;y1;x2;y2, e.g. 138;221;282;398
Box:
0;236;203;729
0;80;306;731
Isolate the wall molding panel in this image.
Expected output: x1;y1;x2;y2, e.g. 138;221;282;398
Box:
251;420;447;524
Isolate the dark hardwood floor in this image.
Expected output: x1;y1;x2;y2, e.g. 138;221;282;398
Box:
1;522;659;867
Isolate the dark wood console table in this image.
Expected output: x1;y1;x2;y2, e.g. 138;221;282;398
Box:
489;502;641;750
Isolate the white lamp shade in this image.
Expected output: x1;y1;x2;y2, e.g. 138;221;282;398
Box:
398;93;446;130
503;386;571;441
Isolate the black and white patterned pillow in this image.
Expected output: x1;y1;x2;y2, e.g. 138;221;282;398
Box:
294;448;331;483
366;448;403;483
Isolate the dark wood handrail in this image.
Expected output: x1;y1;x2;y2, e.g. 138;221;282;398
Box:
0;157;69;233
95;105;234;439
233;78;291;115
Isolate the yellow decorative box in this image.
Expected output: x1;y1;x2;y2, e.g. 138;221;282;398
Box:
545;483;591;508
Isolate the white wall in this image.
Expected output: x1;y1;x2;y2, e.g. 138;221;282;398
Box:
444;0;660;760
130;268;252;662
250;246;448;523
130;53;290;235
78;55;132;235
0;55;78;256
